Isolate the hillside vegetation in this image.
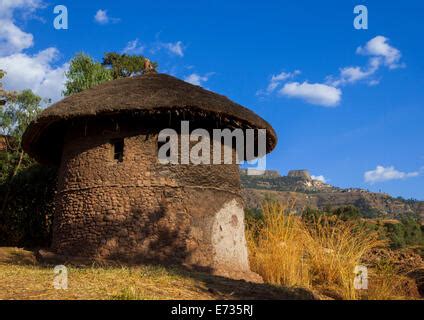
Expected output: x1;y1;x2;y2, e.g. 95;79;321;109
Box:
241;171;424;220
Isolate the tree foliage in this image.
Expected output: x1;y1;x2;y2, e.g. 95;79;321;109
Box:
0;90;42;141
0;89;43;183
0;85;55;246
63;53;113;96
102;52;157;79
383;218;424;249
63;52;158;97
0;70;16;107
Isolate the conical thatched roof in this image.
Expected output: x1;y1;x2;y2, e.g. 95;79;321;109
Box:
22;73;277;165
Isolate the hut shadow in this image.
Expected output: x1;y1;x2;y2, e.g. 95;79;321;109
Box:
50;202;203;268
35;252;316;300
157;265;318;300
102;204;196;266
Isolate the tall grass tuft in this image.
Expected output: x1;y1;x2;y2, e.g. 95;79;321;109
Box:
303;216;384;299
246;201;388;300
246;201;310;288
364;261;420;300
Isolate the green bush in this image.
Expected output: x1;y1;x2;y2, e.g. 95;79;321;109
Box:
384;222;406;249
370;218;424;249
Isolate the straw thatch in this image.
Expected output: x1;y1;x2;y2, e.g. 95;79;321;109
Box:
22;73;277;165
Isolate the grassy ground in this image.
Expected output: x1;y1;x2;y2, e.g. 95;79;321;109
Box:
0;247;316;300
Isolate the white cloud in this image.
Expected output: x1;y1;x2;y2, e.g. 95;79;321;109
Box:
94;9;108;24
0;19;34;55
328;36;403;87
311;175;327;183
257;70;300;96
0;1;68;102
368;79;380;86
271;70;300;83
340;66;371;82
166;41;184;57
364;165;419;183
328;63;378;87
155;41;184;57
122;39;144;54
279;82;341;107
0;0;43;55
0;0;42;19
184;73;211;86
357;36;403;69
123;39;185;58
94;9;120;25
0;48;68;102
260;36;403;106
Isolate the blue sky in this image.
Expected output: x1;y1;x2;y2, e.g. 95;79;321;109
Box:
0;0;423;199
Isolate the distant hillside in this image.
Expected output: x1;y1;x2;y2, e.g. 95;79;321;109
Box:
240;169;424;221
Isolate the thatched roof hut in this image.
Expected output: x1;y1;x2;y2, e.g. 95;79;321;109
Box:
22;73;277;282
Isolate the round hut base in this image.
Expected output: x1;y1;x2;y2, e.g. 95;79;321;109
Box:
49;122;261;282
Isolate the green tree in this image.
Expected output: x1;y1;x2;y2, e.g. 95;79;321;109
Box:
1;90;42;141
332;205;361;221
384;222;406;249
102;52;157;79
400;217;424;246
0;70;16;107
0;89;43;213
0;70;6;106
63;53;113;96
0;79;55;246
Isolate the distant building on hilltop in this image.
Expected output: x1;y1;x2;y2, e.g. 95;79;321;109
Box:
240;169;280;177
288;170;312;180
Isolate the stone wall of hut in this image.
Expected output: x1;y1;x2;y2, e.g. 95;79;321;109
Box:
52;119;252;278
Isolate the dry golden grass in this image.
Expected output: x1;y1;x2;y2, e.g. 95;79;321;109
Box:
364;261;421;300
0;263;205;300
0;247;316;300
246;201;418;300
246;201;310;288
304;216;385;299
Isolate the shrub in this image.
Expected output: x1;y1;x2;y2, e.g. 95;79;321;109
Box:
382;218;424;249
